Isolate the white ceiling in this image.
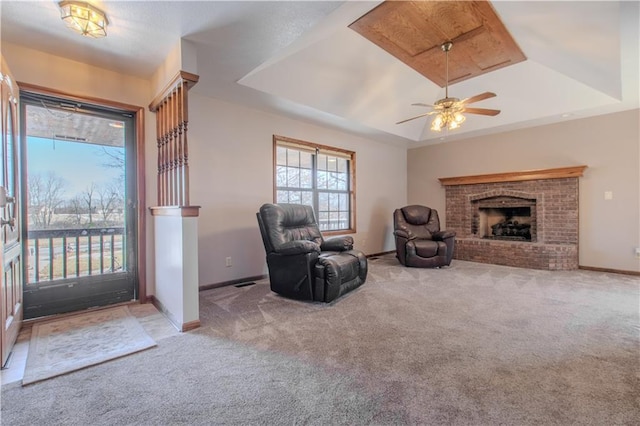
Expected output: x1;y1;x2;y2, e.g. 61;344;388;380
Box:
1;1;638;148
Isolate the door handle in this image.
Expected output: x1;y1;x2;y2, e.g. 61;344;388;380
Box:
0;187;16;230
1;217;15;229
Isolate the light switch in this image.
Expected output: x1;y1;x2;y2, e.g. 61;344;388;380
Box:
604;191;613;200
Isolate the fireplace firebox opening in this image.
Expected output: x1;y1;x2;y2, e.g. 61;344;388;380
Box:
478;206;531;241
471;195;537;242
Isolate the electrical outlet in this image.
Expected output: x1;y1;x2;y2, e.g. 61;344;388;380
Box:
635;248;640;258
225;257;232;267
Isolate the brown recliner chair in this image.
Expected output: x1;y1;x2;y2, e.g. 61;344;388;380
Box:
257;203;367;302
393;205;456;268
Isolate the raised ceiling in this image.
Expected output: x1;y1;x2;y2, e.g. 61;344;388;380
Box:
348;1;527;87
1;1;638;148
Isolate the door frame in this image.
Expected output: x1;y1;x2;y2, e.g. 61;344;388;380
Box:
18;83;147;306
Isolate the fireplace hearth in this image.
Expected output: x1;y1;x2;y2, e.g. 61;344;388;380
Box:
439;166;587;270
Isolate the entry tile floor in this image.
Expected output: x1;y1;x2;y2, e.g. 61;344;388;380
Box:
0;303;178;385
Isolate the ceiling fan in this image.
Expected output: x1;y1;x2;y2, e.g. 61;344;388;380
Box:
396;41;501;131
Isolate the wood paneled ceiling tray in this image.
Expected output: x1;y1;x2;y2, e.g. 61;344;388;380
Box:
349;0;526;87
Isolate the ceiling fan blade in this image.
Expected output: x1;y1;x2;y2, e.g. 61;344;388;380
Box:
411;102;433;108
460;92;496;105
396;111;434;124
463;107;501;116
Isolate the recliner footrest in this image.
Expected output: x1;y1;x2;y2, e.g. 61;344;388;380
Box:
314;251;365;302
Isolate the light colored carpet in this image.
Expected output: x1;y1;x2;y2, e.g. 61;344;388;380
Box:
2;255;639;424
22;306;156;386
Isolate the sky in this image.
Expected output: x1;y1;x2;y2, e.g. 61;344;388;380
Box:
27;136;124;198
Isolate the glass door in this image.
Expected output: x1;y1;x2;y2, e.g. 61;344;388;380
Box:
20;93;137;319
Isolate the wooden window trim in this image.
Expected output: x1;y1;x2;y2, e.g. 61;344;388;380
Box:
273;135;356;235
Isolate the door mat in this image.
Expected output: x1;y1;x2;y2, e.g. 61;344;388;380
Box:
22;306;156;385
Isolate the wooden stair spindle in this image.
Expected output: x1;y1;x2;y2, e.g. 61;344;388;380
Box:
173;86;181;206
180;80;190;207
168;91;175;206
176;83;184;206
161;98;169;205
156;101;163;206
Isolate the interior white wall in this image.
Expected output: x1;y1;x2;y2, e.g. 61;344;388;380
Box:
153;215;199;328
407;109;640;273
188;92;407;286
149;39;198;97
3;43;151;106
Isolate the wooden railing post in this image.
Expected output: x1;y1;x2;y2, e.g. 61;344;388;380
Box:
149;71;199;207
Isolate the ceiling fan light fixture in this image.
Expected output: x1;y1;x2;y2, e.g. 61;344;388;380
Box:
396;41;500;130
431;109;466;132
431;114;444;132
58;1;109;38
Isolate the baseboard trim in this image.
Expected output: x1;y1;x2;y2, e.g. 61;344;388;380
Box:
579;265;640;276
199;275;268;291
180;320;201;332
149;296;201;332
366;250;395;258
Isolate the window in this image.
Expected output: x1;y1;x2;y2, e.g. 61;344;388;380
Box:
273;135;355;234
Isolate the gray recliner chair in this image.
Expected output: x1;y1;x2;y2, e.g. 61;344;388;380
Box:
393;205;456;268
256;203;367;302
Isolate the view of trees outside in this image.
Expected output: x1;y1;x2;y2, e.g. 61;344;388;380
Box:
26;136;126;283
27;143;125;231
275;146;351;230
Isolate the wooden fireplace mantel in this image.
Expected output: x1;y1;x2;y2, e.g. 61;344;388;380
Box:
438;165;587;186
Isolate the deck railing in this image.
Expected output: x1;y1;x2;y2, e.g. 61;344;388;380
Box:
27;227;124;284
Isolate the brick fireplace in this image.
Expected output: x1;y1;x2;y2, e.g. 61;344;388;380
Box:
439;166;587;270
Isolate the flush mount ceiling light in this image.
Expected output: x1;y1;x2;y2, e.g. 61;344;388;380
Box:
58;1;109;38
